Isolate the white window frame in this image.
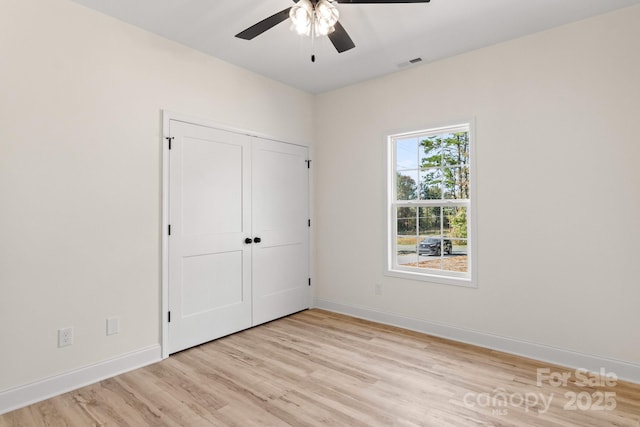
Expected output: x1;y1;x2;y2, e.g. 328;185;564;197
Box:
385;121;477;288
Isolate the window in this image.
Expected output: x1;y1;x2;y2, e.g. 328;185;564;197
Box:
386;123;475;287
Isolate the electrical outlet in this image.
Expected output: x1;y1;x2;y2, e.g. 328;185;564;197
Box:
106;317;119;336
58;327;74;347
375;283;383;296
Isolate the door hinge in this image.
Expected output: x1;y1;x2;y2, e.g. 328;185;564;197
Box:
308;219;311;227
308;278;311;287
166;136;174;150
168;224;171;235
168;311;171;322
306;159;311;169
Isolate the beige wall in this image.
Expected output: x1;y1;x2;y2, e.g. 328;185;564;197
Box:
314;6;640;365
0;0;314;391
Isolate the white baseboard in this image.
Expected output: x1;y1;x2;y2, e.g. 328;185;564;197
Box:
0;344;161;415
313;298;640;384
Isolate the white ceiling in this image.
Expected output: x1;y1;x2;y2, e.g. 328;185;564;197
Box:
71;0;640;93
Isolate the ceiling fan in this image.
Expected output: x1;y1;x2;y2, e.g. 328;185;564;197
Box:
235;0;431;62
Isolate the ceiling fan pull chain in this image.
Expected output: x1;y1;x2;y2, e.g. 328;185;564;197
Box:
311;11;316;63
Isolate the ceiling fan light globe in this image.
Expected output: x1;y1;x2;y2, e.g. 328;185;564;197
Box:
315;18;331;35
290;0;313;25
290;0;313;36
316;0;339;26
291;8;310;24
315;22;335;36
292;22;311;36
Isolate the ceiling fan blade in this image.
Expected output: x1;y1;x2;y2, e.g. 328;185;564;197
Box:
335;0;430;3
328;22;355;53
235;8;292;40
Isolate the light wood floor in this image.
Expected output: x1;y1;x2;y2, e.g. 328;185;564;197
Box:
1;309;639;426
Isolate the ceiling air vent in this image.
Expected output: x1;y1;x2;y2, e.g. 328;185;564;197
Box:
398;57;423;68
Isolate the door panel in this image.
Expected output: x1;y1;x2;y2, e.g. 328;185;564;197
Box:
168;121;252;354
181;251;243;315
181;140;243;236
253;244;307;295
252;138;310;325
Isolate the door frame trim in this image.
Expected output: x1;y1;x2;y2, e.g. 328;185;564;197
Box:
161;110;311;359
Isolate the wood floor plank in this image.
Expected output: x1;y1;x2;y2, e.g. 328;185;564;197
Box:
1;309;639;426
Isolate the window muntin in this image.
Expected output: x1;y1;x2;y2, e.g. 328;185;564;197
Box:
387;124;474;286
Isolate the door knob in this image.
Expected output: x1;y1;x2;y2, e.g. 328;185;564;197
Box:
254;237;261;243
244;237;253;244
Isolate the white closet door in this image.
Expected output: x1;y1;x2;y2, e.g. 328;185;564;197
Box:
168;120;252;354
251;137;310;325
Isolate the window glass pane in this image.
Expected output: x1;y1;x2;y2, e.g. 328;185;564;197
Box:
443;239;468;273
443;166;470;199
443;206;468;239
396;171;418;200
415;256;444;271
420;168;442;200
441;131;470;167
450;239;468;256
418;207;441;236
417;236;447;257
396;206;418;267
397;207;417;235
419;135;442;168
396;235;418;267
416;236;444;270
396;138;418;170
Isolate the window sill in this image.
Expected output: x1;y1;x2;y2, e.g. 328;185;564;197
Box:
385;268;477;288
